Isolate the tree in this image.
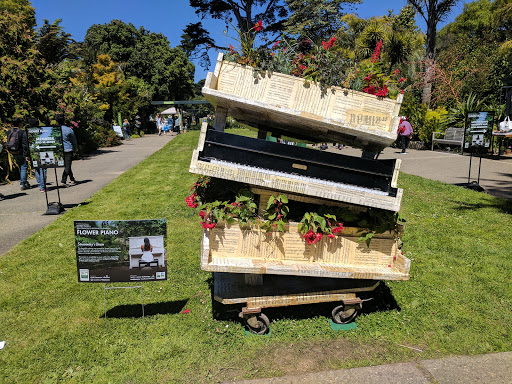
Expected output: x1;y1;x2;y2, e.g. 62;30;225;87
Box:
183;0;289;69
35;19;77;67
0;10;49;124
407;0;459;104
284;0;361;43
83;21;195;102
0;0;35;27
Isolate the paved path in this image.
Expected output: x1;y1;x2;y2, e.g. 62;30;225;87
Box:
328;146;512;200
0;133;175;256
228;351;512;384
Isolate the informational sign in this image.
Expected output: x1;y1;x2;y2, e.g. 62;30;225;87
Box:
27;126;64;168
464;112;494;152
117;112;122;127
112;125;123;137
75;219;167;283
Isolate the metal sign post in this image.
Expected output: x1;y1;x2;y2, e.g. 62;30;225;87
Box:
103;284;144;331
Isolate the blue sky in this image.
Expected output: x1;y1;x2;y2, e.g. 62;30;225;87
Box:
31;0;468;82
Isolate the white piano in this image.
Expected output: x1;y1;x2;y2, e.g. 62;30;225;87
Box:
128;236;165;269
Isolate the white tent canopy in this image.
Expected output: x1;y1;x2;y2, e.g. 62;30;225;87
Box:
161;107;177;115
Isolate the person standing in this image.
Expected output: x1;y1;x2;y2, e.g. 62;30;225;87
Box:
397;116;413;154
6;117;30;190
156;113;162;136
57;114;78;187
122;118;131;140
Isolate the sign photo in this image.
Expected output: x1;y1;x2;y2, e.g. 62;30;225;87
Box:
75;219;167;283
27;126;64;168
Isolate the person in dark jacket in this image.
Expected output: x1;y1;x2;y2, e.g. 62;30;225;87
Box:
7;117;30;190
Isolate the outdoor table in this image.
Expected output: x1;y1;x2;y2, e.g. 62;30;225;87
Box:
492;131;512;158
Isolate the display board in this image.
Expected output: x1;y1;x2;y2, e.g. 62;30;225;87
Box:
75;219;167;283
27;126;64;169
464;112;494;152
112;125;123;137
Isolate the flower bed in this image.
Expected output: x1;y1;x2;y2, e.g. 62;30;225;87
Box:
201;223;409;280
202;53;403;150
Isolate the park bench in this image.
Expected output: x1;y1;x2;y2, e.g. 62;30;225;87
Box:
431;128;465;152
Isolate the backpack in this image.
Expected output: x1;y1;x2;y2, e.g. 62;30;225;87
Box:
6;128;21;153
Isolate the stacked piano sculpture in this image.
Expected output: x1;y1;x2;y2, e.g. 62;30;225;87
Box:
189;54;410;333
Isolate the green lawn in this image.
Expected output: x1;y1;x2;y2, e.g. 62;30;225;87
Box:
1;130;511;383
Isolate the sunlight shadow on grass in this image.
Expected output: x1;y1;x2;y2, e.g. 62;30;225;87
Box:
103;299;188;318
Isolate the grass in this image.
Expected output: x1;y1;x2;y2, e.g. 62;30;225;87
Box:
0;129;511;383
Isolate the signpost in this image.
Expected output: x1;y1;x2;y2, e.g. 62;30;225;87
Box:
462;112;495;192
27;126;65;214
75;219;167;283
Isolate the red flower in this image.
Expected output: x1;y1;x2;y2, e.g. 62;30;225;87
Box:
199;210;206;219
327;234;336;239
254;20;263;32
229;44;236;53
375;87;389;97
182;309;191;314
399;77;406;83
185;194;198;208
363;86;376;95
201;222;216;229
272;40;281;49
332;223;344;234
371;40;383;63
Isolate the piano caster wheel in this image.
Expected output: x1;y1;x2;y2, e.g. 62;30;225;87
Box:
332;304;358;324
244;313;270;335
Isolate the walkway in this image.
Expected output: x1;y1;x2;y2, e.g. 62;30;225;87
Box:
0;133;175;256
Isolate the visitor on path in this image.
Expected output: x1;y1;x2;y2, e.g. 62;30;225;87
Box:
398;116;413;154
57;114;78;187
135;116;142;136
156;113;162;136
122;119;131;140
6;117;30;190
168;115;174;135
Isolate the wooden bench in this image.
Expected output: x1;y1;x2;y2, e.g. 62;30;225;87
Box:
431;128;465;152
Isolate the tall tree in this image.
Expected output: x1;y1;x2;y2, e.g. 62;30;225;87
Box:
284;0;361;43
83;21;195;102
182;0;289;69
0;0;35;27
407;0;459;103
35;19;77;67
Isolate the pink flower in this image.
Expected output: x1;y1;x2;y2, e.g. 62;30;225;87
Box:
327;234;335;239
182;309;191;314
199;211;206;219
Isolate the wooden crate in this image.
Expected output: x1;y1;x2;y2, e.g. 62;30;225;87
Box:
200;223;410;281
203;53;403;150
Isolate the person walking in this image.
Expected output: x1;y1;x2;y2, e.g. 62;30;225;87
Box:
156;113;162;136
6;117;30;190
398;116;413;154
122;119;131;140
57;114;78;187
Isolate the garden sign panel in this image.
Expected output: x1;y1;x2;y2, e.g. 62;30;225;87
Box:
75;219;167;283
27;126;64;169
464;112;494;152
